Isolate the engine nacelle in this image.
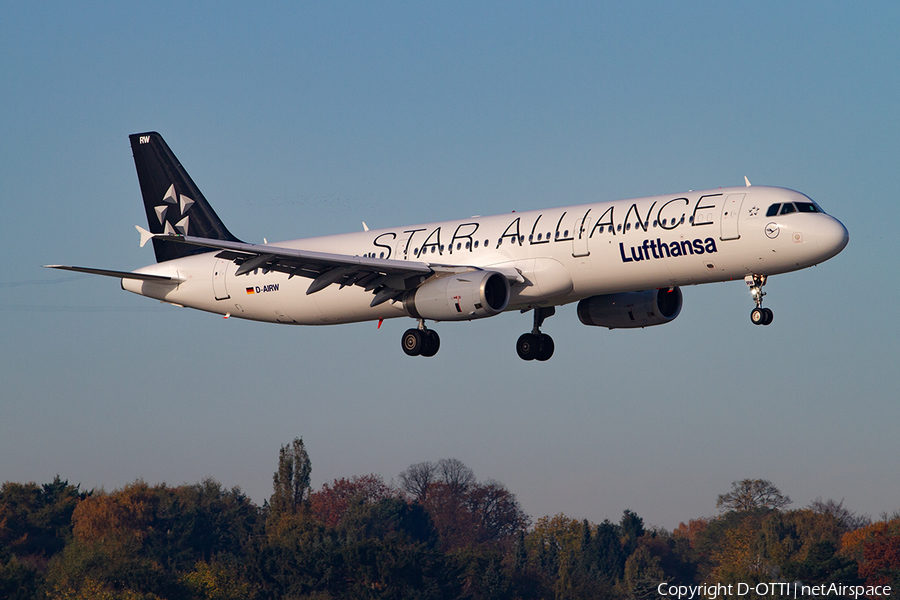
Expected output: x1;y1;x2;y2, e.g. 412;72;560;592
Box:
577;287;682;329
405;271;510;321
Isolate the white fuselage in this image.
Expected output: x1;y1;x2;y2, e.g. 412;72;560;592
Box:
123;186;848;325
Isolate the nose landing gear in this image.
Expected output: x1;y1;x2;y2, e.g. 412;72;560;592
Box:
402;320;440;357
746;274;773;326
517;306;555;361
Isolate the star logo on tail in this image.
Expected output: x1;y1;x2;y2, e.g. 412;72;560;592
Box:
155;183;195;235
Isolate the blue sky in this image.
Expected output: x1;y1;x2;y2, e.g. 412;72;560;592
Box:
1;2;897;529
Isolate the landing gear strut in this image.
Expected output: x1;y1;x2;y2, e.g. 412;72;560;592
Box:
402;320;440;357
746;274;773;326
517;306;555;361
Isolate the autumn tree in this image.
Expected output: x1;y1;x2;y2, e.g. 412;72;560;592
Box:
181;559;255;600
841;521;888;564
855;518;900;592
70;480;159;545
270;437;311;516
708;516;763;586
528;514;582;596
46;480;176;598
693;509;767;585
673;518;708;570
717;479;791;513
308;474;393;526
423;480;528;551
467;479;529;545
419;481;476;549
623;545;665;600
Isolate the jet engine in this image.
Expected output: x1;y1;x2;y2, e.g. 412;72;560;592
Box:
577;287;682;329
405;271;510;321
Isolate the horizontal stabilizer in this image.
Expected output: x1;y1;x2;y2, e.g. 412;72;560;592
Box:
43;265;182;282
136;225;154;248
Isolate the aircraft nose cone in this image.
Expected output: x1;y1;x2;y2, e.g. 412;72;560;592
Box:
815;216;849;260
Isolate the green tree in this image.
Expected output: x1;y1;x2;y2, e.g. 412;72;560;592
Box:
620;510;645;557
270;437;312;516
150;478;260;570
0;546;38;600
784;540;859;585
338;497;459;599
0;476;86;561
254;509;341;598
594;519;626;582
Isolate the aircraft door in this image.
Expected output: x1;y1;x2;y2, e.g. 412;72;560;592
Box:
213;258;230;300
396;231;413;259
573;215;591;257
720;193;745;241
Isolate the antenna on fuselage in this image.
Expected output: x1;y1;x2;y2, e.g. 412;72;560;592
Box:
744;176;752;187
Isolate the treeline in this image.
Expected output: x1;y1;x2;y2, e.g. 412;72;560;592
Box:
1;438;899;599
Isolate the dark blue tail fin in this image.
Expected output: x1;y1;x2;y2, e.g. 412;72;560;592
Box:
130;132;242;263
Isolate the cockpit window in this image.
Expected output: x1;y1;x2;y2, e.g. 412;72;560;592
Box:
766;204;781;217
794;202;820;213
779;203;797;215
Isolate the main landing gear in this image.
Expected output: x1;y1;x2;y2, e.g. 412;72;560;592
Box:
746;274;774;326
402;320;441;357
517;306;555;361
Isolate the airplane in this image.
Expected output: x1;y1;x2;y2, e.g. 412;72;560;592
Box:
46;132;849;361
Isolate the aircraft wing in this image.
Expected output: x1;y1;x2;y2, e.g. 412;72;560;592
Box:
152;233;465;307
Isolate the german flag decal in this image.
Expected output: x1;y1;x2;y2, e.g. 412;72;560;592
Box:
246;287;255;294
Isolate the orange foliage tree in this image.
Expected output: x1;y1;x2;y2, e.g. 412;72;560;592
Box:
855;519;900;592
71;481;159;546
308;474;393;526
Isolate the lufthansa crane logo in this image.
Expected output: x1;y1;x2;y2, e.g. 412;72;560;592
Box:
765;223;780;239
